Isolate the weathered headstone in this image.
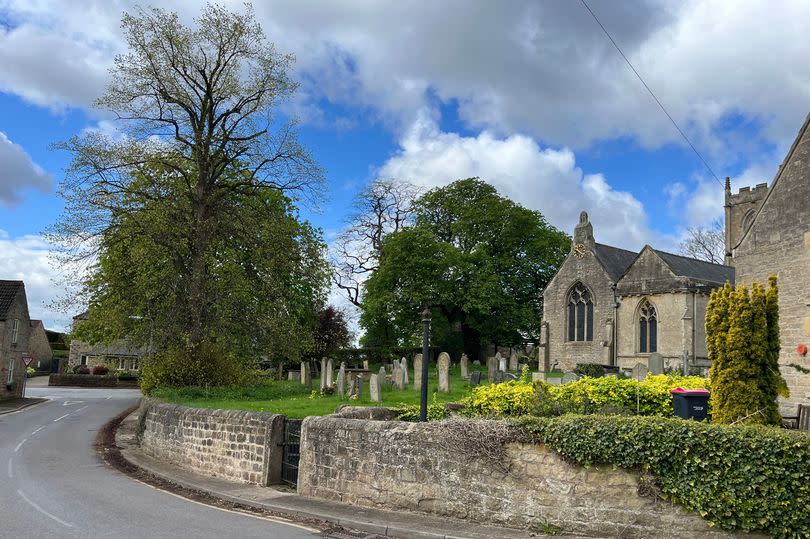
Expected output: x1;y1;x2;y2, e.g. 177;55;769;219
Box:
498;356;507;373
460;353;469;379
320;358;327;390
547;376;562;386
394;365;405;390
326;359;334;387
288;371;300;382
413;354;423;390
469;371;482;387
337;364;347;397
363;360;369;370
648;352;664;375
370;374;381;402
509;352;519;371
438;352;450;393
401;357;409;385
487;357;497;381
472;359;481;366
355;374;363;399
632;362;648;381
301;361;312;387
561;372;579;384
378;365;387;383
532;372;545;383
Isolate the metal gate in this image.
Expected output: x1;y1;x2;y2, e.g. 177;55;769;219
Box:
280;419;302;487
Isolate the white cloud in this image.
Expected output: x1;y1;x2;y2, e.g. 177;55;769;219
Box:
0;132;51;205
377;112;656;250
0;230;70;331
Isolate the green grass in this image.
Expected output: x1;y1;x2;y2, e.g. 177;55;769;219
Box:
152;364;487;419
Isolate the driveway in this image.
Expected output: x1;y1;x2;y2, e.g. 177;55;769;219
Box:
0;386;321;538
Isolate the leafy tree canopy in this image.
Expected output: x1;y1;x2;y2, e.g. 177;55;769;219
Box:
360;178;570;358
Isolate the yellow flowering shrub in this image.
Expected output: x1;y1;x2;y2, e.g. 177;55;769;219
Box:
465;380;536;416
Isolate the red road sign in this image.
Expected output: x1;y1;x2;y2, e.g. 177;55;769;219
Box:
22;356;33;367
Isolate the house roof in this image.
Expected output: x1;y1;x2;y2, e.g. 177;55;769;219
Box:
593;243;637;281
30;319;43;328
0;280;24;321
653;249;735;285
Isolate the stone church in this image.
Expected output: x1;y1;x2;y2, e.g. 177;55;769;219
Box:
540;113;810;413
539;212;733;373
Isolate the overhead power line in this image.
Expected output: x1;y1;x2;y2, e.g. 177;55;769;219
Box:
579;0;723;186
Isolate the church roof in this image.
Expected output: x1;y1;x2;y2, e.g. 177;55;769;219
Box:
0;280;24;321
652;249;734;285
593;243;637;281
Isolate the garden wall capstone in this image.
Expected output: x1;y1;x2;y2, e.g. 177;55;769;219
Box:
137;398;284;486
297;416;746;538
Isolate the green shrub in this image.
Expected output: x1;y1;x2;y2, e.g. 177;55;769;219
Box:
26;367;35;378
514;415;810;537
139;343;250;395
396;402;450;422
116;370;138;381
572;363;606;378
151;379;310;401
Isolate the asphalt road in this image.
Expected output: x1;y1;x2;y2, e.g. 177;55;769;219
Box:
0;385;320;539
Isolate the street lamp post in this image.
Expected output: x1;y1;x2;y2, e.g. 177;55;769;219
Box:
420;305;431;422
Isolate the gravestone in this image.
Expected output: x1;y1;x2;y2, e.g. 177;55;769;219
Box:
413;354;423;390
288;371;300;382
648;352;664;375
460;353;469;379
487;357;497;382
370;374;381;402
499;357;507;373
337;364;347;397
509;352;519;371
561;372;579;384
320;358;327;390
547;376;562;386
469;371;482;387
326;359;334;387
394;365;405;390
632;362;649;381
301;361;312;387
355;374;363;399
532;372;545;383
363;360;370;370
401;357;409;385
438;352;451;393
472;359;481;366
379;365;387;384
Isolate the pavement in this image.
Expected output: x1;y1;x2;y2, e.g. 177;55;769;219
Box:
0;385;326;538
116;408;561;539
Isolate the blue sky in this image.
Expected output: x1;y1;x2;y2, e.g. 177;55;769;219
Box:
0;0;807;330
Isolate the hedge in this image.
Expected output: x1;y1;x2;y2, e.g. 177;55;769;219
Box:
514;415;810;538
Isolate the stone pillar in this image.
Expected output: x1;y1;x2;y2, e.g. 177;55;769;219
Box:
460;353;469;380
301;361;311;387
438;352;450;393
369;374;381;402
337;364;346;397
413;353;423;390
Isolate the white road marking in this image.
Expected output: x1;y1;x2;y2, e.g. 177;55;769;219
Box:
14;439;26;452
62;400;84;406
53;413;70;422
7;457;13;478
31;426;44;435
105;396;112;400
75;406;89;414
17;489;75;528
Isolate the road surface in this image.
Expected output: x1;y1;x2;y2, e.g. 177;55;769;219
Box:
0;385;320;538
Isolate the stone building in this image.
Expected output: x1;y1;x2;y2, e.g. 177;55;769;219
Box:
68;312;144;370
540;213;733;372
726;113;810;411
0;281;32;400
28;320;53;372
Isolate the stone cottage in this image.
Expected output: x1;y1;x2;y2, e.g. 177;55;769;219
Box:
28;320;53;372
726;113;810;411
540;213;733;372
68;312;144;370
0;280;32;400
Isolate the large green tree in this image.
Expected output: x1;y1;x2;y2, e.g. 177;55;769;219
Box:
359;178;570;358
51;4;327;388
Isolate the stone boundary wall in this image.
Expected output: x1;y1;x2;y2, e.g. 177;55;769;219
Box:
298;416;743;538
137;398;284;485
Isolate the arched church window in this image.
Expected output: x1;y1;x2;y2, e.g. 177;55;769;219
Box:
567;283;593;342
639;300;657;353
742;210;755;234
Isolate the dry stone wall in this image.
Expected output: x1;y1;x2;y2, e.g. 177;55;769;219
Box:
298;416;742;538
138;398;284;485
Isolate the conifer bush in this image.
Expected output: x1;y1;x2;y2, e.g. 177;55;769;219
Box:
707;278;787;425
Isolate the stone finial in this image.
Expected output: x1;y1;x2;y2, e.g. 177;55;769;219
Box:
573;210;594;248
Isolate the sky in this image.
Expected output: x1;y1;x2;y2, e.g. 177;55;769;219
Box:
0;0;808;332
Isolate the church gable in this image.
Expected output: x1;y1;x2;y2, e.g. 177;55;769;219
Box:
617;247;680;296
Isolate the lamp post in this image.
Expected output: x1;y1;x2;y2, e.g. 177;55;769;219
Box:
420;305;431;422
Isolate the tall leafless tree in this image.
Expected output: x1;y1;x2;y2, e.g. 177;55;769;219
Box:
678;219;725;264
331;178;421;306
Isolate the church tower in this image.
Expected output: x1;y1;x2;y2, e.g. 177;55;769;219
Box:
724;177;768;265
